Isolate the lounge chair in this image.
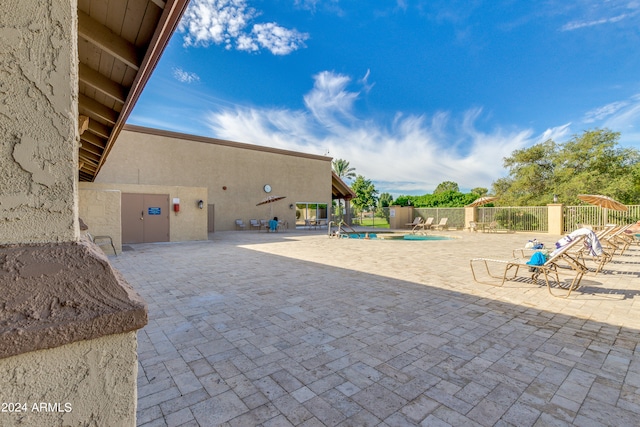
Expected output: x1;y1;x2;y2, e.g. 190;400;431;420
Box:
81;217;117;256
405;217;423;229
413;217;434;233
86;232;117;256
249;219;261;231
235;219;246;231
484;221;498;233
572;225;616;274
603;224;634;255
468;221;478;232
470;234;588;297
431;218;448;230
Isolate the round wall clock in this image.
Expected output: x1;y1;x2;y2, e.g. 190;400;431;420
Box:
263;184;272;193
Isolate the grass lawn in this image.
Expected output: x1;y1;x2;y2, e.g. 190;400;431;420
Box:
356;217;390;228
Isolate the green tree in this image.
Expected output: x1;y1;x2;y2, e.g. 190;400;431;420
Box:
351;175;378;212
378;192;393;207
332;158;356;181
494;129;640;205
434;181;459;194
500;139;556;205
393;191;476;207
470;187;488;196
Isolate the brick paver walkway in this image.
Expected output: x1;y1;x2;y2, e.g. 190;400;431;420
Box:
110;230;640;426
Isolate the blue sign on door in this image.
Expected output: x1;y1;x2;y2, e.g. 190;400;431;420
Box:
148;207;161;215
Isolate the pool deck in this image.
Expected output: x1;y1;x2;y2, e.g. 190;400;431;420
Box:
110;229;640;426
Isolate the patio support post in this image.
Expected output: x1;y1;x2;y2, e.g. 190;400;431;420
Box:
465;206;477;230
0;2;146;426
548;203;564;235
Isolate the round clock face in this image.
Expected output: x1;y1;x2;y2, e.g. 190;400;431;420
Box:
263;184;272;193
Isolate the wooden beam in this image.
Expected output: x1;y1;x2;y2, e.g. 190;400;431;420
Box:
96;0;191;177
79;169;95;180
79;115;89;135
151;0;166;9
80;162;97;171
79;63;127;104
79;149;100;163
77;10;140;71
80;93;118;125
80;131;107;150
79;140;103;156
79;172;93;182
87;119;111;139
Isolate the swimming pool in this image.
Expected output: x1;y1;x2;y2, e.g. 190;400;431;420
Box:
337;232;452;241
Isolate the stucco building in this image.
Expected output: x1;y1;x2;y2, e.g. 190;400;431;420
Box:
86;125;333;245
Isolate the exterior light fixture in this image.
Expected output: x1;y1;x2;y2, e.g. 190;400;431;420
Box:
197;200;204;209
553;194;558;203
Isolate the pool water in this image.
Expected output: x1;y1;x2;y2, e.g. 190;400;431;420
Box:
338;233;452;241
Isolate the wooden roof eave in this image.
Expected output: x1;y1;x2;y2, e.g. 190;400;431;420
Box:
332;172;355;200
90;0;190;180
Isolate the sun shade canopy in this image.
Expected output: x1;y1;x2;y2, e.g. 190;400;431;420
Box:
577;194;628;212
466;196;498;207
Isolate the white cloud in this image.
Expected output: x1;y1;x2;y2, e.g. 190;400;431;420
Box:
559;1;640;32
294;0;319;12
172;67;200;83
202;70;558;195
303;71;359;127
178;0;308;55
250;23;308;55
599;94;640;146
561;13;631;31
583;101;629;123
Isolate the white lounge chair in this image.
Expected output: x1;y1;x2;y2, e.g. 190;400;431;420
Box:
431;218;448;230
405;217;423;229
470;235;588;297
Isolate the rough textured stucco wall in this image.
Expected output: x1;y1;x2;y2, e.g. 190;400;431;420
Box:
82;182;208;241
96;130;332;231
78;188;122;255
0;332;138;427
0;0;79;244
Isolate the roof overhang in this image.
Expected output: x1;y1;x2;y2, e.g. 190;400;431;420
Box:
77;0;190;181
332;172;356;200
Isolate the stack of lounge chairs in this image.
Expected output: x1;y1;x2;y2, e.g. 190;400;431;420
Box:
470;223;639;298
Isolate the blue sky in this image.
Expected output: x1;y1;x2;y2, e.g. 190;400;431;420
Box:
128;0;640;197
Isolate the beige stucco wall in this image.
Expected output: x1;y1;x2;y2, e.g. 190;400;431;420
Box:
0;332;138;427
81;182;208;242
78;187;122;255
1;4;143;427
0;0;79;244
465;207;477;230
548;203;564;235
96;127;332;231
388;206;414;229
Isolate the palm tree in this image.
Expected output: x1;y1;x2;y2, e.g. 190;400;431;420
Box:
332;159;356;223
332;158;356;181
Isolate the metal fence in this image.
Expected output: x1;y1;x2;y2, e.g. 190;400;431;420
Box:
564;205;640;230
413;208;466;229
341;204;640;233
479;206;549;232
